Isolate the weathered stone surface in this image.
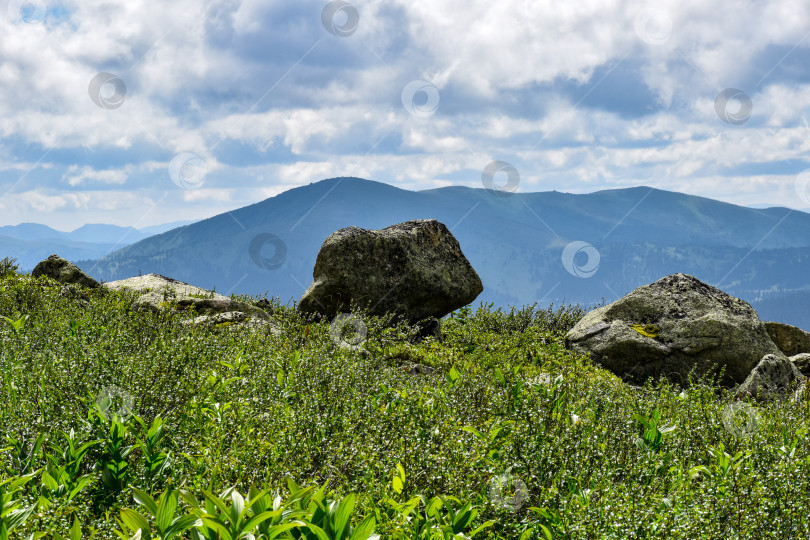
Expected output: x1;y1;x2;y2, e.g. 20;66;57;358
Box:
32;254;99;289
764;321;810;357
735;354;805;399
790;353;810;376
104;274;269;319
298;219;483;323
565;273;784;386
182;311;280;333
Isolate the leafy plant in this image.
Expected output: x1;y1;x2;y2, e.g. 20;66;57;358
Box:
52;518;83;540
2;433;44;475
0;473;38;539
39;429;99;506
0;314;29;334
180;485;306;540
97;418;134;497
134;416;172;491
379;465;491;539
0;257;19;277
116;485;201;540
633;409;676;453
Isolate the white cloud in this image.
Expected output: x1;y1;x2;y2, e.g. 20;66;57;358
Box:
63;165;128;186
0;0;808;227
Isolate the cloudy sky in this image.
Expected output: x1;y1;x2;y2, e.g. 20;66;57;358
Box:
1;0;810;230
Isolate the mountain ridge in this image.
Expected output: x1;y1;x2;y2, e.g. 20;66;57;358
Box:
1;220;196;270
66;177;810;329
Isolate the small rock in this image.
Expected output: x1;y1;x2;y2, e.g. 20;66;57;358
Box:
255;298;275;315
735;353;805;400
790;353;810;376
32;254;99;289
105;274;267;319
413;317;442;342
764;321;810;357
401;362;437;377
182;311;280;334
184;311;250;326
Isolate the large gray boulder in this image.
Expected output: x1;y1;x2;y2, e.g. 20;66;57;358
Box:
104;274;270;321
735;354;804;399
298;219;483;323
565;273;784;386
32;254;99;289
764;321;810;357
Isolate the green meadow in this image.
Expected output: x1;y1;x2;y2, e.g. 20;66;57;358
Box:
1;258;808;539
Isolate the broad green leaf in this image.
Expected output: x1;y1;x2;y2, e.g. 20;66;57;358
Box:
299;523;330;540
242;510;285;536
201;490;233;519
133;488;158;518
200;517;234;540
165;515;203;539
156;488;179;533
333;494;356;539
451;502;474;534
230;489;245;523
469;520;495;537
349;515;376;540
69;518;82;540
119;509;150;536
265;521;307;540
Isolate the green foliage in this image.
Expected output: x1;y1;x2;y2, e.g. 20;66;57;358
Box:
633;409;676;453
116;485;200;540
40;429;99;505
1;274;810;537
0;257;19;277
0;314;29;334
0;473;37;539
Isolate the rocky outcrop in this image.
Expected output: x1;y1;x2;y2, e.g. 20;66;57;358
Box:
565;273;784;387
298;219;483;323
790;353;810;376
104;274;272;325
32;254;99;289
764;321;810;357
735;354;805;399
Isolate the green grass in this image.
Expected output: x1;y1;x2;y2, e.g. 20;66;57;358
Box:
1;269;810;538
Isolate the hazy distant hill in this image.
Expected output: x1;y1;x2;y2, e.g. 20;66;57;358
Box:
77;177;810;329
1;220;194;271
